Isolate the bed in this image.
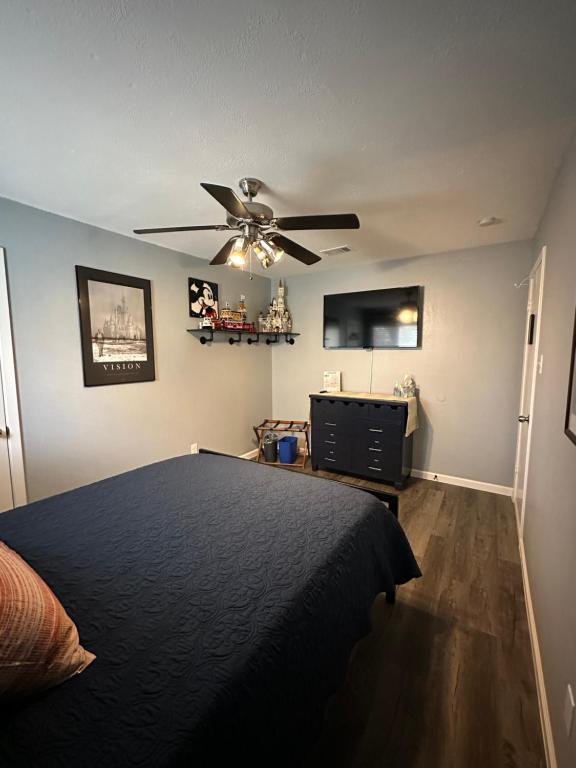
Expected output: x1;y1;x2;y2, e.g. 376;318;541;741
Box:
0;452;420;766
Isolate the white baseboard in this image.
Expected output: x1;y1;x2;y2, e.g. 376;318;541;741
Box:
411;469;512;496
239;449;259;460
518;537;557;768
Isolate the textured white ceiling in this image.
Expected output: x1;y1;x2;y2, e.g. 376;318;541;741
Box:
1;0;576;275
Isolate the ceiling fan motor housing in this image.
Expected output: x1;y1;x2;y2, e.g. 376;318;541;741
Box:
226;201;274;228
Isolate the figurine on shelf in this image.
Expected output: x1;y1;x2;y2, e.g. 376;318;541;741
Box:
262;280;292;334
281;310;292;333
238;295;247;322
198;305;217;329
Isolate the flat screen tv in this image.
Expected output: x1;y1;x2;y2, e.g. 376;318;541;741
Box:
323;286;422;349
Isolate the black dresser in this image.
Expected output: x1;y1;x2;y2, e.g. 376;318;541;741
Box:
309;392;414;489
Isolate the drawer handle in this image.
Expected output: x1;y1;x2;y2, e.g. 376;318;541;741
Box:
369;448;382;452
324;440;336;444
323;457;336;462
369;428;383;433
325;422;337;427
368;466;382;472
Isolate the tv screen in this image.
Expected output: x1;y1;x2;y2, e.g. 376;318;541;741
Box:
323;286;422;349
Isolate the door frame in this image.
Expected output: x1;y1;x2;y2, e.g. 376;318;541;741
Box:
513;245;546;537
0;247;27;507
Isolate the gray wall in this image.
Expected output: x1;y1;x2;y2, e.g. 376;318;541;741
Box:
0;197;272;501
272;241;533;487
525;136;576;768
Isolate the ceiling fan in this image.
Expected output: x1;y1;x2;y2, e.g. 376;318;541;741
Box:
134;177;360;269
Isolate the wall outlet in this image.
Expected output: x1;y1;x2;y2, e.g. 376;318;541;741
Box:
564;683;575;738
190;443;199;455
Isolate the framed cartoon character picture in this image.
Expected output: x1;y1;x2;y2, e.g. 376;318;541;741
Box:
189;278;219;319
76;266;155;386
566;306;576;445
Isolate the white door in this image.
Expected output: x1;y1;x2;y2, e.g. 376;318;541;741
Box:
0;247;26;511
0;364;14;511
513;247;546;534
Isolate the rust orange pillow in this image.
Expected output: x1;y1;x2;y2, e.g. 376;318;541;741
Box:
0;540;95;698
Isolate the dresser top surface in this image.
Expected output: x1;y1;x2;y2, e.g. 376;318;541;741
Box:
309;391;415;405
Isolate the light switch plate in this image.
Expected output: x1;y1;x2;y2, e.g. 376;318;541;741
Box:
564;683;575;737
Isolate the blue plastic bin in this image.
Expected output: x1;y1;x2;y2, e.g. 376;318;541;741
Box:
278;436;298;464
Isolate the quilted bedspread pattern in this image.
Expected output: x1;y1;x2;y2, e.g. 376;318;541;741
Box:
0;453;420;766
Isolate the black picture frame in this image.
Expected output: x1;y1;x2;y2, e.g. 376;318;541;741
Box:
565;307;576;445
188;277;219;319
76;266;155;387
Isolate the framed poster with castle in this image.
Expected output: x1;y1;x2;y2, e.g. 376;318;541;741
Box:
76;266;155;386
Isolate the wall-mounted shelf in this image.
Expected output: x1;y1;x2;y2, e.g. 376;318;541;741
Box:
188;329;300;346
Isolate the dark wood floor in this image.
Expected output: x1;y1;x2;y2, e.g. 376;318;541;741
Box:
268;462;546;768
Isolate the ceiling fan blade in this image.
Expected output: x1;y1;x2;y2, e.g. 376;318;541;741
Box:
134;224;230;234
200;183;251;219
275;213;360;231
209;237;237;266
268;233;321;265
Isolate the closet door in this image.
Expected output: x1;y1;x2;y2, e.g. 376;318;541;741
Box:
0;364;14;511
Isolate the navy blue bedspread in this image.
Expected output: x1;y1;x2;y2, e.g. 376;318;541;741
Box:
0;454;420;767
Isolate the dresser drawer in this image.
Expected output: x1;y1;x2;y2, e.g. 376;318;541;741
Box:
365;402;405;424
311;423;346;444
315;443;349;470
354;419;404;441
364;434;385;451
357;462;394;481
310;398;353;429
314;445;350;469
360;443;390;459
346;400;405;425
352;451;401;481
312;430;342;450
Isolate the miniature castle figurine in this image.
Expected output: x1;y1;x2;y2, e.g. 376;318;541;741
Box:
262;280;292;333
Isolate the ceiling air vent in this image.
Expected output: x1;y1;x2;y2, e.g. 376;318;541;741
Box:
319;245;352;256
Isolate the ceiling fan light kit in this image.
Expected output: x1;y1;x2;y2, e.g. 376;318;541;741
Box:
251;238;284;269
134;178;360;270
227;235;249;268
